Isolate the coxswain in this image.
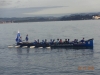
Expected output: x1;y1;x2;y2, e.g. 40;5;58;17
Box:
25;34;28;42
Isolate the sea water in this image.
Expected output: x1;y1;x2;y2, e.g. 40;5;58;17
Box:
0;20;100;75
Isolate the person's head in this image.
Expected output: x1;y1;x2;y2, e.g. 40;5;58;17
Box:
45;39;47;41
53;39;55;41
26;34;28;36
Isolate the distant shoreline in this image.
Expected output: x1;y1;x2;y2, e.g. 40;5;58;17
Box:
0;19;99;24
0;13;100;24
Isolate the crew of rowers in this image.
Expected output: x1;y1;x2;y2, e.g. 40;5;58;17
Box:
33;38;85;44
18;35;85;44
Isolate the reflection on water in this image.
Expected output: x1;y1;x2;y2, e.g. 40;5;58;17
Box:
16;48;94;64
14;48;94;75
17;48;22;54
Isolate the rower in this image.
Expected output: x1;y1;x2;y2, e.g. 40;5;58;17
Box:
60;39;62;43
64;39;67;43
45;39;47;43
37;39;39;43
53;39;55;43
81;38;85;43
68;39;70;43
34;40;37;44
57;39;59;43
50;39;52;44
42;40;45;44
19;37;22;42
74;39;78;44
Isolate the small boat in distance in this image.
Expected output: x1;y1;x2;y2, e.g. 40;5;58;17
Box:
15;31;94;49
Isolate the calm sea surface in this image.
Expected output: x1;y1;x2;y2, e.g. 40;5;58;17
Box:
0;20;100;75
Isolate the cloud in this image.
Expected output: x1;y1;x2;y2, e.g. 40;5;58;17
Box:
0;0;100;17
0;0;100;9
24;7;68;15
0;6;67;17
0;0;11;7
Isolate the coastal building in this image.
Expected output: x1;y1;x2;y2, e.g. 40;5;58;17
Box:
0;21;13;24
93;16;100;19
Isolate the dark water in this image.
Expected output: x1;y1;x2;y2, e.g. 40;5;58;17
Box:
0;20;100;75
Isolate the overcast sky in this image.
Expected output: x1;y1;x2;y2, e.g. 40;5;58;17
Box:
0;0;100;17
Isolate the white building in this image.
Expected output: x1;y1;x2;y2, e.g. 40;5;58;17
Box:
93;16;100;19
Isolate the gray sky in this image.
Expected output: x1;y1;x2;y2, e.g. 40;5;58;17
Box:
0;0;100;17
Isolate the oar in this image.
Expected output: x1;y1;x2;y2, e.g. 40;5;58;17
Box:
15;45;20;48
46;47;51;49
8;45;13;48
30;46;35;48
39;47;43;48
22;46;28;48
8;43;17;48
